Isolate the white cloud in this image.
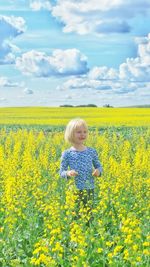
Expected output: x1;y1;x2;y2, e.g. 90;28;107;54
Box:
0;97;7;102
0;15;25;64
65;94;72;99
51;0;150;34
0;15;25;38
138;33;150;64
23;88;34;94
58;33;150;98
59;77;91;90
30;0;52;11
16;49;89;76
0;77;10;87
119;33;150;81
88;66;119;80
0;76;18;87
59;77;112;91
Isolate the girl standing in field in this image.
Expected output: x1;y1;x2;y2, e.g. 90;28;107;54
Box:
60;118;103;219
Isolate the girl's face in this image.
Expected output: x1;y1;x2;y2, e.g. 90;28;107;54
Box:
73;125;88;145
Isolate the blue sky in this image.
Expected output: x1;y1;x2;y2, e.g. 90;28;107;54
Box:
0;0;150;107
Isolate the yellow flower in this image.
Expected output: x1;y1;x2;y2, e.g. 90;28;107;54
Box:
124;235;133;244
132;244;138;251
113;245;123;255
106;241;114;247
52;242;63;253
143;249;150;256
0;227;4;233
123;249;129;260
78;248;86;257
108;252;113;258
72;256;79;262
136;256;141;262
97;248;103;253
33;246;48;255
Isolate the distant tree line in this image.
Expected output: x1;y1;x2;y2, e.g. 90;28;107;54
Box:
59;104;97;107
103;104;113;108
60;104;113;107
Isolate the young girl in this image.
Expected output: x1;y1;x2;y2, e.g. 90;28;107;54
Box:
60;118;102;210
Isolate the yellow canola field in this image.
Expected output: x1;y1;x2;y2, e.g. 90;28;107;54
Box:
0;107;150;126
0;128;149;266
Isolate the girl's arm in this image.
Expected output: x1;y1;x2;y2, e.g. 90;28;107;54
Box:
92;149;103;176
60;151;69;178
60;151;78;178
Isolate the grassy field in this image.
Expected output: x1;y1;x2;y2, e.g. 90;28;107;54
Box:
0;107;149;266
0;107;150;127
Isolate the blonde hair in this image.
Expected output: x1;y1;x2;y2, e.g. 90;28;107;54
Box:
65;118;88;143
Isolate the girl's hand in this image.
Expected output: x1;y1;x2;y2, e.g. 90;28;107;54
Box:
92;168;100;177
67;170;78;177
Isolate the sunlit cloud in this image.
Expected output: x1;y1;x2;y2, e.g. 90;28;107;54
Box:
0;15;26;64
0;76;19;87
30;0;52;11
59;33;150;98
119;33;150;81
51;0;150;34
16;49;89;77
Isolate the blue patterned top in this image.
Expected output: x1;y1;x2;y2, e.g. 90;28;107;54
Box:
60;147;102;190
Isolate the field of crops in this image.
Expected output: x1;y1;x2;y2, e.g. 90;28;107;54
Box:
0;107;149;266
0;107;150;127
0;121;149;266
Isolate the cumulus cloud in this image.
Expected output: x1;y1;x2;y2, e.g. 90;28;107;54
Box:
58;77;91;90
0;76;19;87
30;0;52;11
23;88;34;94
16;49;89;76
58;33;150;97
51;0;150;34
65;94;72;99
90;33;150;85
89;66;119;80
0;77;10;87
0;15;25;64
0;15;25;37
58;77;112;91
0;98;7;102
119;33;150;81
